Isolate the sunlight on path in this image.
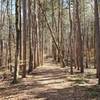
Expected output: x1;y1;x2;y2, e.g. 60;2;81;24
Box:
0;58;98;100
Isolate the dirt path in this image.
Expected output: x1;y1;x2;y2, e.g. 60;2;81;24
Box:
0;58;99;100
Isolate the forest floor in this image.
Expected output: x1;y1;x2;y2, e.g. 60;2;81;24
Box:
0;58;100;100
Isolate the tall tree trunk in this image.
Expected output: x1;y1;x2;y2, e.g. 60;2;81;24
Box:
36;0;40;67
75;0;84;73
28;0;33;73
69;0;73;74
7;0;12;72
94;0;100;84
51;0;56;61
22;0;27;78
12;0;20;84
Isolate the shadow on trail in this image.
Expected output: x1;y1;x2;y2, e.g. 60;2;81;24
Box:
0;58;99;100
34;85;100;100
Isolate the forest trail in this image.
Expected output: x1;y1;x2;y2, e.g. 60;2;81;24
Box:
0;58;99;100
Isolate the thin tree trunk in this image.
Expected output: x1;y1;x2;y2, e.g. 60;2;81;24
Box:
22;0;27;78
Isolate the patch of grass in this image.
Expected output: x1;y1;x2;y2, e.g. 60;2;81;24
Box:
88;91;99;98
86;86;100;98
